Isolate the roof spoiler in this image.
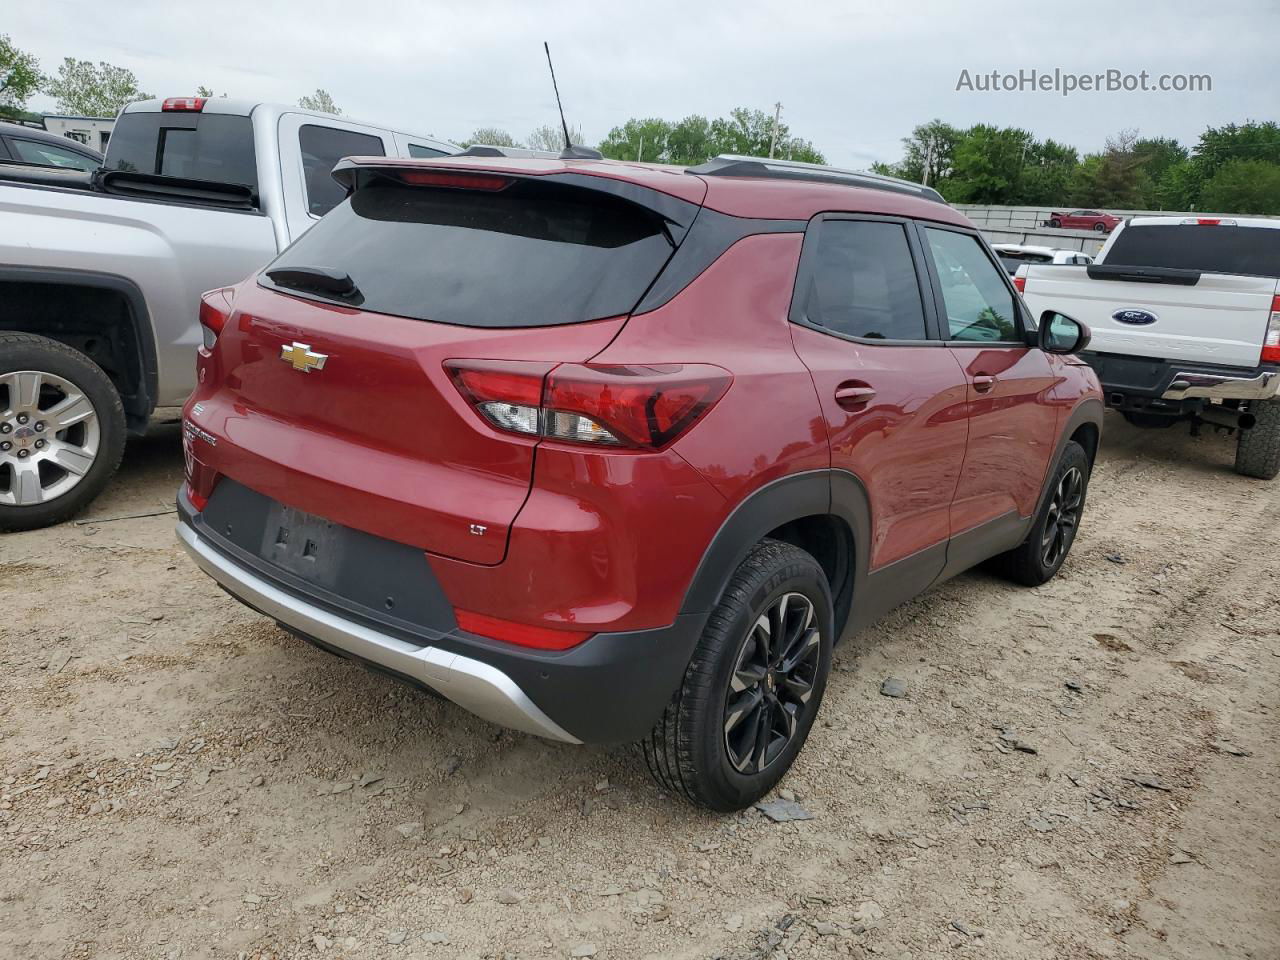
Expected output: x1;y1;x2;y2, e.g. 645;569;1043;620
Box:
689;154;947;205
452;144;604;161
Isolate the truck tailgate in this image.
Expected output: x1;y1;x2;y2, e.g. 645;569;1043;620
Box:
1022;266;1278;368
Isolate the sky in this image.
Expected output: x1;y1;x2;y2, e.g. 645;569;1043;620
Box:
9;0;1279;168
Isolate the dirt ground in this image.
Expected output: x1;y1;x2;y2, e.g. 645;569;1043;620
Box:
1;412;1277;960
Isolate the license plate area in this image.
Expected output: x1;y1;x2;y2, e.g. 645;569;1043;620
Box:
260;504;343;589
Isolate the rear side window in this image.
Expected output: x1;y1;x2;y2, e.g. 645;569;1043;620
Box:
105;112;257;191
1105;224;1280;278
923;228;1019;342
804;220;927;341
298;125;386;216
9;137;98;171
408;143;448;158
264;175;675;328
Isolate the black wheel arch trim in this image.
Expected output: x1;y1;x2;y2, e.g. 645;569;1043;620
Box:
0;264;159;432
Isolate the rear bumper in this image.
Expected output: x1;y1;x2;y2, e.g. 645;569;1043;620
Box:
1082;352;1279;407
175;486;704;744
1161;369;1280;402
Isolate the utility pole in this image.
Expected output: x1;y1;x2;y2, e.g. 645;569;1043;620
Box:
768;102;782;159
922;140;934;186
638;134;644;163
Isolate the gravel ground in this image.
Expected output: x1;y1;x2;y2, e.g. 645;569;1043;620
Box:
1;412;1277;960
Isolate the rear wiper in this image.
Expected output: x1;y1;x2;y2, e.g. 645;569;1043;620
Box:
265;265;362;300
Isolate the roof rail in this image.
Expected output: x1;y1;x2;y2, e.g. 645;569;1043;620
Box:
688;155;947;205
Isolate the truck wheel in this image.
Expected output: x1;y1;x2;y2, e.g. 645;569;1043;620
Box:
0;333;126;531
993;441;1091;586
1235;398;1280;480
643;539;834;812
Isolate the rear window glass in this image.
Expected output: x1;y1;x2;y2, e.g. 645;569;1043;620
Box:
408;143;449;158
105;112;257;191
805;220;927;341
264;175;676;328
298;124;385;216
1106;224;1280;277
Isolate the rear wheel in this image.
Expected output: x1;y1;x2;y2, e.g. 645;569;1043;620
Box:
1093;222;1107;233
643;539;833;812
993;441;1090;586
1049;219;1062;228
1235;398;1280;480
0;333;125;531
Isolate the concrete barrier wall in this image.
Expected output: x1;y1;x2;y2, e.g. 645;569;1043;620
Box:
978;226;1107;254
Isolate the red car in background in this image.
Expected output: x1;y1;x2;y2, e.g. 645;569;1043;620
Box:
1047;209;1123;232
177;152;1103;810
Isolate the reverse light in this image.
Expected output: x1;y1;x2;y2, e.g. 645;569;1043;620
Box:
444;361;732;449
454;609;592;651
397;170;512;191
198;286;236;348
1263;295;1280;364
162;97;206;112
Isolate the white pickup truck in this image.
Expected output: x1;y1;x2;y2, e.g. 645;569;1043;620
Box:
0;96;456;529
1019;216;1280;479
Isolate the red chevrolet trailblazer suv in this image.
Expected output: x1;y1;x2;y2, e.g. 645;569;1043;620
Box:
178;152;1103;811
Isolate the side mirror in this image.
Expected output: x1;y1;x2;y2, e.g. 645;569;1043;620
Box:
1038;310;1091;355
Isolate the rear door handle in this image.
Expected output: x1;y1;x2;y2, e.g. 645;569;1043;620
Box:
834;383;877;409
972;375;997;393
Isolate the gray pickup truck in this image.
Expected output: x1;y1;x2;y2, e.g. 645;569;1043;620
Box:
0;97;455;529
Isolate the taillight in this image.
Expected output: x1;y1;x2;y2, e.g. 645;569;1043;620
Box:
1013;275;1026;293
185;482;209;512
162;97;206;112
1263;295;1280;364
398;170;512;191
454;609;591;650
445;361;731;449
198;286;236;348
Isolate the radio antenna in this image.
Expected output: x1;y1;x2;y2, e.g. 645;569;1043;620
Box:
544;41;572;150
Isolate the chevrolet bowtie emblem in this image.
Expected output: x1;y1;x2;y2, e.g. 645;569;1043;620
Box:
280;342;327;373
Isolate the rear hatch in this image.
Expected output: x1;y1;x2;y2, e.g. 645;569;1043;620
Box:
1024;221;1280;368
199;162;704;564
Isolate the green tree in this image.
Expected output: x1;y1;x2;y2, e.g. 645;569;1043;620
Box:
598;117;672;161
894;119;963;185
1198;159;1280;215
1194;121;1280;180
527;123;583;151
0;34;41;111
944;125;1034;204
665;114;714;165
1016;138;1079;205
44;58;152;117
297;88;341;115
460;127;521;149
195;85;228;98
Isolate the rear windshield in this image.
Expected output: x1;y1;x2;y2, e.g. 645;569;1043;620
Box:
104;112;257;192
1105;224;1280;277
263;175;676;327
998;253;1051;274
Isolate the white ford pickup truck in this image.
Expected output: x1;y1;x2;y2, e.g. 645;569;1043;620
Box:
1019;216;1280;479
0;97;456;530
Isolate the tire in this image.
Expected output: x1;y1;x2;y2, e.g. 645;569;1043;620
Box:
1121;411;1178;429
1049;219;1061;228
0;333;126;531
1235;398;1280;480
1093;222;1107;233
993;441;1091;587
642;539;834;812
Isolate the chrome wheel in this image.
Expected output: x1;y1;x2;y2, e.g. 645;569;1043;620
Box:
1041;466;1083;567
0;370;100;507
723;592;821;775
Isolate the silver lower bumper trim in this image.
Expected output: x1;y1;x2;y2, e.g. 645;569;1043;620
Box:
1162;369;1280;401
176;523;581;744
